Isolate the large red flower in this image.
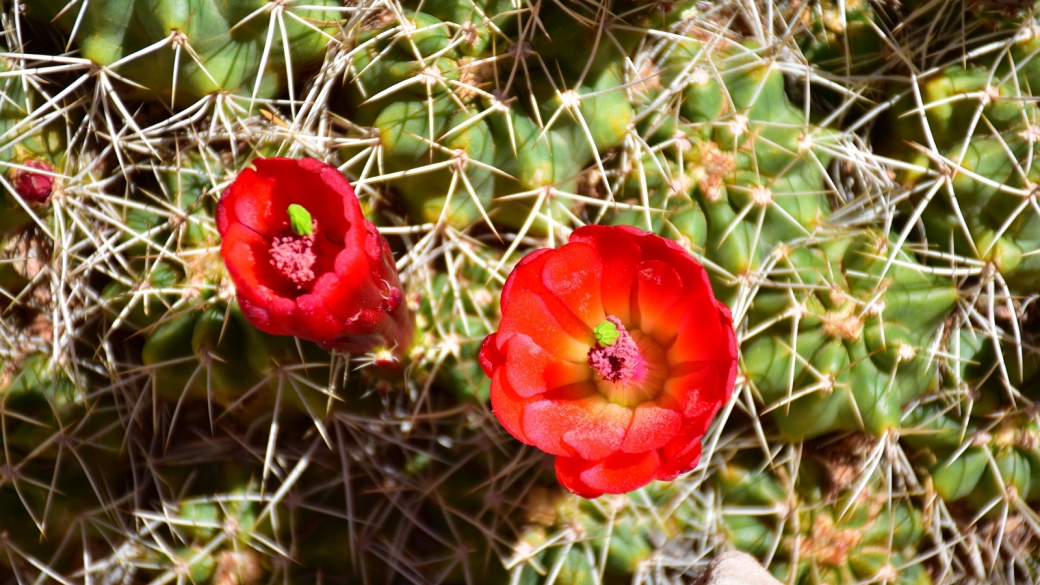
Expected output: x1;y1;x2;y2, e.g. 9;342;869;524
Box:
216;157;413;355
480;225;737;498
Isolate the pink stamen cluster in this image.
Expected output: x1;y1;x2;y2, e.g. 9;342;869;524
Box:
269;226;317;289
587;316;641;383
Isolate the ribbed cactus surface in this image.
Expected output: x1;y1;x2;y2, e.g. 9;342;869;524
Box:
26;0;342;104
1;0;1039;583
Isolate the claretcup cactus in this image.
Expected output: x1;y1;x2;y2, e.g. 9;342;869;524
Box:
3;0;1039;582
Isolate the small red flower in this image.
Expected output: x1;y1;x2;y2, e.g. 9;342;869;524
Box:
216;158;413;355
480;225;737;498
10;160;55;204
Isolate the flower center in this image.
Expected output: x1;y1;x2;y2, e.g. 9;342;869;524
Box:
588;317;640;383
587;317;668;407
269;204;317;290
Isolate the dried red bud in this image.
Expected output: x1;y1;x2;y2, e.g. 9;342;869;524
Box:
11;160;55;204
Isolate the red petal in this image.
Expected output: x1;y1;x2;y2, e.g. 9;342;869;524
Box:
499;248;594;342
217;158;413;355
318;159;366;239
522;391;603;456
622;225;691;262
562;402;632;460
717;301;739;373
490;369;536;444
504;334;592;398
256;158;355;243
634;259;683;333
620;228;719;333
554;456;605;499
479;333;502;377
500;248;552;314
621;402;681;453
656;433;703;482
310;251;381;322
221;223;295;300
541;242;605;326
658;364;727;423
262;295;304;336
577;450;661;494
308;274;362;323
223;168;279;236
496;291;592;363
659;248;714;300
569;225;641;324
646;295;697;347
285;293;346;342
655;368;733;481
667;303;731;366
238;297;276;335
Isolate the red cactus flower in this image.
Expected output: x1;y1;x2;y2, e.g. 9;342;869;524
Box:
216;157;413;356
479;225;737;498
10;160;55;204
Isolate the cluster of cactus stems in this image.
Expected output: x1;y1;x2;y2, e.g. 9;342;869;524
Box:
1;0;1040;583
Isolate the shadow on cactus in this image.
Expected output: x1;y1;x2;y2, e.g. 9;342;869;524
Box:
878;10;1040;295
0;39;68;233
712;449;931;585
903;320;1040;514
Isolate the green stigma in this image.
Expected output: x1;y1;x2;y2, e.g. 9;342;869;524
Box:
287;203;313;236
593;320;620;346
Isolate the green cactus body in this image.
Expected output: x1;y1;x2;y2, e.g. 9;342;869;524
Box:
743;233;956;439
793;0;889;113
882;27;1040;293
0;349;127;576
26;0;342;103
337;2;638;233
373;96;496;227
615;37;841;305
140;300;344;420
414;250;498;403
509;482;698;585
7;0;1040;581
713;458;930;585
612;187;709;252
904;325;1040;511
128;461;270;583
906;406;1040;511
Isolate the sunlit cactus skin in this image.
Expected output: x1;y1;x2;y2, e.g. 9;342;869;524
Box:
909;408;1040;511
337;1;639;233
25;0;342;104
742;232;956;440
612;35;841;311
